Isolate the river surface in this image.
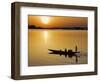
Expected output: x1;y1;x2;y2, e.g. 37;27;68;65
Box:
28;30;88;66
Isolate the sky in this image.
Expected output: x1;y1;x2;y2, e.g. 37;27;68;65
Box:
28;15;88;28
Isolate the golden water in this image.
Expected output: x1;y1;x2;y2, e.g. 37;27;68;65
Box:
28;30;87;66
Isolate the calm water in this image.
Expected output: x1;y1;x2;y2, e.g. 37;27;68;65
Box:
28;30;87;66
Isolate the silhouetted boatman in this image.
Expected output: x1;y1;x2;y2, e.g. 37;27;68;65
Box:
75;45;79;63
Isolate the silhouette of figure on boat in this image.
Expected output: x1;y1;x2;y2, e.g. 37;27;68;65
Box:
48;45;80;63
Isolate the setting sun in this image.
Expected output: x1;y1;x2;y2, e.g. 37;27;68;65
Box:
41;16;50;24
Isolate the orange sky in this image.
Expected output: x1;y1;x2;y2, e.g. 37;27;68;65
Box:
28;15;87;28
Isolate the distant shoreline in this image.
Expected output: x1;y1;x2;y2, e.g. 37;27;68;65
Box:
28;28;87;30
28;25;87;30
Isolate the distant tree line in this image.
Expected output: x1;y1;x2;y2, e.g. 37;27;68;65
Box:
28;25;87;30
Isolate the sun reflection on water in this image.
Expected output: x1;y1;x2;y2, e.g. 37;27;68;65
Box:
44;31;48;43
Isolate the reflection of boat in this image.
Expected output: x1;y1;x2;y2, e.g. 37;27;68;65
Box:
48;45;80;63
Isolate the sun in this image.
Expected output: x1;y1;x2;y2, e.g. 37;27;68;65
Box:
41;16;50;24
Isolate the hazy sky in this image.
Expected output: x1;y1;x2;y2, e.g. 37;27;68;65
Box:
28;15;87;28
